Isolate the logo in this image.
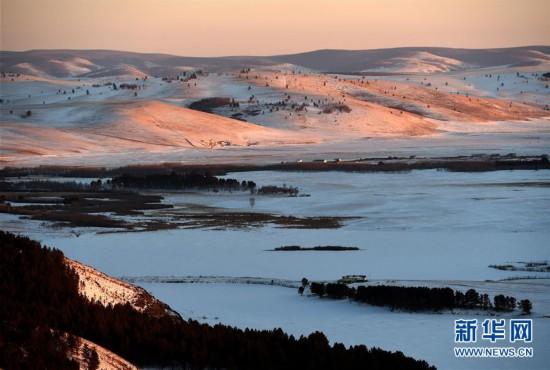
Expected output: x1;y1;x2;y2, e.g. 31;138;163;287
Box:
510;319;533;343
481;319;505;342
454;319;477;343
453;318;534;358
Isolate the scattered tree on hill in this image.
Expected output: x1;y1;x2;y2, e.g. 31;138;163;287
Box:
120;83;138;90
188;97;233;113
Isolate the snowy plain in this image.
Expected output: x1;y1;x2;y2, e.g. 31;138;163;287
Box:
6;168;548;370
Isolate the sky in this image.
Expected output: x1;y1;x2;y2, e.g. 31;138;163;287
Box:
1;0;548;56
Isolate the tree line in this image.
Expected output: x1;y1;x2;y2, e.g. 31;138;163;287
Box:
0;173;257;194
306;282;532;314
110;172;257;192
110;172;299;195
0;231;434;370
2;155;548;181
0;179;92;192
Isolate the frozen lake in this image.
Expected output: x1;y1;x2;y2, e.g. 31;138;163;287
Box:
19;169;549;281
216;169;550;232
140;282;550;370
4;168;550;369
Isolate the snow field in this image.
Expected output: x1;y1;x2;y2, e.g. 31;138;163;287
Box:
5;168;549;370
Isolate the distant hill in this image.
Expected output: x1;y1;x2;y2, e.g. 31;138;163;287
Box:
270;46;550;72
1;46;548;78
0;49;277;78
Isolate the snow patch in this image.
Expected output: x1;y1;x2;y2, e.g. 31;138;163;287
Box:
70;335;138;370
67;258;179;318
366;51;472;73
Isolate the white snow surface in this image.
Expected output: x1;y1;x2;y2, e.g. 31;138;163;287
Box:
35;227;549;283
140;282;550;370
366;51;471;73
7;168;547;369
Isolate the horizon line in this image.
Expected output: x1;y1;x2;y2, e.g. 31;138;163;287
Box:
1;45;549;59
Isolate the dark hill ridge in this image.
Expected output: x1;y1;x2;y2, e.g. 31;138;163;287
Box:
1;46;548;77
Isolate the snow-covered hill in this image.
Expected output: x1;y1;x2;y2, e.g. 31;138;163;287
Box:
1;48;548;167
60;257;183;368
1;46;549;77
66;257;181;319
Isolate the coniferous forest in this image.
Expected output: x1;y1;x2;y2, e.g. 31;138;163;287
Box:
0;231;435;370
307;282;530;313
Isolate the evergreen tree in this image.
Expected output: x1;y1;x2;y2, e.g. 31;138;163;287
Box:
520;299;532;315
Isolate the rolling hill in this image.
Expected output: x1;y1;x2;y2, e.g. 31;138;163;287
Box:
1;46;549;78
1;46;549;167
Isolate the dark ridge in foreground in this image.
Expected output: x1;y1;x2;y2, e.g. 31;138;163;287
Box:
0;231;435;370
